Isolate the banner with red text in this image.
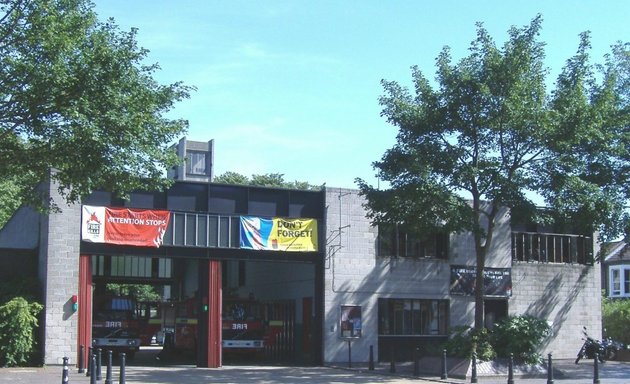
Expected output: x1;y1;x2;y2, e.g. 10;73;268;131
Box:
81;205;171;248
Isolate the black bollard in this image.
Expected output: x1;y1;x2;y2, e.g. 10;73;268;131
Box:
441;349;448;380
471;352;478;383
507;353;514;384
413;348;420;377
547;353;554;384
105;350;113;384
86;347;93;377
593;353;600;384
348;339;352;368
79;345;85;373
62;356;69;384
119;352;126;384
389;349;396;373
90;353;97;384
97;348;102;381
368;345;374;371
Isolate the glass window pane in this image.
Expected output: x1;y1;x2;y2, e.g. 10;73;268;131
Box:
438;301;448;334
403;300;412;334
208;215;218;247
186;214;197;246
187;152;206;174
219;216;230;247
624;269;630;296
197;215;208;247
412;300;421;334
393;300;403;335
610;269;621;296
611;269;621;295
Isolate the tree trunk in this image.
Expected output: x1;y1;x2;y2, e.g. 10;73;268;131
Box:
474;251;485;330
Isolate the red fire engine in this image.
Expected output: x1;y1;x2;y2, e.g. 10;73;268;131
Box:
92;295;141;357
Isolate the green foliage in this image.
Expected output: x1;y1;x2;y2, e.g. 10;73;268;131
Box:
0;0;193;212
0;178;21;228
358;15;629;328
0;297;43;367
602;297;630;345
106;284;160;302
214;171;323;191
443;316;550;365
214;171;251;185
491;316;551;364
443;326;496;361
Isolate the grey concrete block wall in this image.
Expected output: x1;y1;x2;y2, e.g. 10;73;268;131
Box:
38;180;82;365
323;188;452;363
511;262;601;359
323;187;602;363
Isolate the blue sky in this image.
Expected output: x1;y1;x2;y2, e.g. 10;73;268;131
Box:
92;0;629;189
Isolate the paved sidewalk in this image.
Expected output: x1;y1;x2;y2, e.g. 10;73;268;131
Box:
0;365;447;384
1;359;629;383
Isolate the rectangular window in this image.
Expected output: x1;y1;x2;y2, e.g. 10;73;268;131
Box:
610;268;621;296
186;151;206;175
378;298;448;336
377;223;448;259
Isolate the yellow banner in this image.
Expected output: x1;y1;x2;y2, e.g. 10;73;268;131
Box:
240;217;318;252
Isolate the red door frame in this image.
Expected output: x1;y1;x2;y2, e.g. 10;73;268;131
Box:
78;254;92;366
208;260;222;367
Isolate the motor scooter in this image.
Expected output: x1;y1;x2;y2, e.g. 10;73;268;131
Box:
601;335;625;361
575;327;605;364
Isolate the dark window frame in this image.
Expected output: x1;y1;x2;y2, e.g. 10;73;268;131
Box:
186;151;207;175
377;223;449;259
378;298;449;336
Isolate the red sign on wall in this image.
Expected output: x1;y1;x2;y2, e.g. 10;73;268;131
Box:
81;205;171;248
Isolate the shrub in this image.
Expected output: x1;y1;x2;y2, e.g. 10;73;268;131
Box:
443;316;550;365
443;326;496;361
602;297;630;345
0;297;43;367
491;315;550;364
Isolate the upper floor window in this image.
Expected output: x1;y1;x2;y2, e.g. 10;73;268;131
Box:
186;151;206;175
609;266;630;298
511;232;593;265
377;223;448;259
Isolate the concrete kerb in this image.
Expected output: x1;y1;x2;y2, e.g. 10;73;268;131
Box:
325;357;583;383
326;361;467;384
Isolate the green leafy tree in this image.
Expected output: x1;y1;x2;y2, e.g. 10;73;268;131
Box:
215;171;323;190
602;297;630;345
0;297;43;366
0;178;21;228
214;171;251;185
106;284;161;302
491;315;550;364
0;0;193;213
357;16;629;329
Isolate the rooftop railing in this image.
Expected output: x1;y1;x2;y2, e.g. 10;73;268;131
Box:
511;231;594;265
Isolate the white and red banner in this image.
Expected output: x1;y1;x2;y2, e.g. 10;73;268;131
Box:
81;205;171;248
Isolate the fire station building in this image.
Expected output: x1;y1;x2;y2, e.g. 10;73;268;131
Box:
0;138;602;367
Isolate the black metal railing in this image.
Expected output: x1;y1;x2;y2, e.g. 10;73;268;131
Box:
511;231;593;265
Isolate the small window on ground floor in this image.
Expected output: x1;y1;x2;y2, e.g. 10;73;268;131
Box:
378;298;448;335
